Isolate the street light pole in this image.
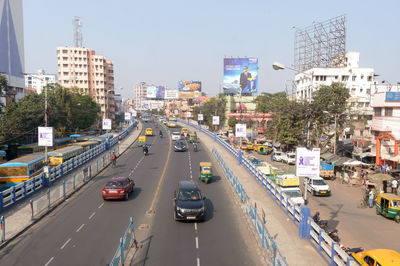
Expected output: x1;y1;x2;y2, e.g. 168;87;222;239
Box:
44;81;48;166
334;114;337;155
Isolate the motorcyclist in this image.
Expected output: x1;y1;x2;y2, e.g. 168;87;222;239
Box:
312;211;321;223
159;130;163;137
143;144;149;154
193;142;198;152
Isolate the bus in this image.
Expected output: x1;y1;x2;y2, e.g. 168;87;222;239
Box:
68;141;99;152
69;134;91;143
47;146;84;166
0;153;45;188
0;151;6;163
17;137;73;157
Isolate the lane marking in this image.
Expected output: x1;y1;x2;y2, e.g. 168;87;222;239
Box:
89;212;96;220
76;224;85;232
98;203;104;209
148;136;172;212
195;236;199;249
194;222;197;231
197;257;200;266
60;238;71;250
44;257;54;266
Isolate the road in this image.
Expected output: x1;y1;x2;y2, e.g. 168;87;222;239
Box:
0;123;262;266
250;150;400;251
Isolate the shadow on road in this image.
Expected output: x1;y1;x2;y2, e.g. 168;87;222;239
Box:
131;234;153;266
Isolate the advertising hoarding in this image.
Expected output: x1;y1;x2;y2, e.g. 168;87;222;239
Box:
124;112;132;121
295;147;320;178
178;81;201;92
212;116;220;125
38;127;53;147
102;119;112;130
178;91;200;99
235;124;246;138
223;58;258;94
165;90;178;99
146;86;165;99
198;114;203;121
186;112;191;118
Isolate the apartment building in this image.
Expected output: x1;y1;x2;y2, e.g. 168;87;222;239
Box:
24;69;56;94
133;82;147;110
56;46;115;119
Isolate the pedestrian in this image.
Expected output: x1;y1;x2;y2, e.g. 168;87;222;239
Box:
383;180;388;193
361;170;365;185
365;171;369;182
392;179;398;195
368;188;374;208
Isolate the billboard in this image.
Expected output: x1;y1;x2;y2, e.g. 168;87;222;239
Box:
178;81;201;92
146;86;165;99
295;147;320;178
212;116;220;125
124;112;131;121
102;119;112;130
223;58;258;94
38;127;53;147
165;90;178;99
179;91;200;99
235;124;246;138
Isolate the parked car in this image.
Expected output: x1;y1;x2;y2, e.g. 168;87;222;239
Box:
173;181;206;221
171;132;181;141
286;152;296;165
280;187;305;205
304;176;331;196
174;141;187;152
272;151;284;162
351;249;400;266
102;177;135;200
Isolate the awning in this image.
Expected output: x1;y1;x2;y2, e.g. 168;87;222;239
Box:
333;157;352;166
326;155;341;164
343;160;362;166
321;152;334;160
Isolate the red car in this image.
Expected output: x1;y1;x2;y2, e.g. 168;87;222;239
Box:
102;177;135;200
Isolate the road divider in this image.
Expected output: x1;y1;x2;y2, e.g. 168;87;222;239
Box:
109;217;137;266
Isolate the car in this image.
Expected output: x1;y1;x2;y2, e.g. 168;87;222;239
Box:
351;249;400;266
102;177;135;200
280;187;305;205
173;181;206;221
304;176;331;196
174;141;187;152
272;151;283;162
180;128;189;135
286;152;296;165
145;128;153;136
171;132;181;141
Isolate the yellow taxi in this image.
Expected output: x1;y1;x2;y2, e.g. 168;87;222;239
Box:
145;128;153;136
352;249;400;266
180;128;188;135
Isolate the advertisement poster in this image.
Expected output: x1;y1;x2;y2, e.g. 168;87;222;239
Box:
178;81;201;92
146;86;165;99
186;112;191;118
102;119;112;130
165;90;178;99
178;91;200;99
235;124;246;138
295;147;320;178
131;110;137;117
38;127;54;147
198;114;203;121
124;112;131;121
212;116;220;125
223;58;258;94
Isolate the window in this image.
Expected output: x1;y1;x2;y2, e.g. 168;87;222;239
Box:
367;89;371;94
351;88;356;95
385;108;393;116
360;89;363;93
335;76;338;80
316;76;319;81
342;76;349;81
368;76;372;82
365;102;369;107
352;76;356;81
374;107;382;116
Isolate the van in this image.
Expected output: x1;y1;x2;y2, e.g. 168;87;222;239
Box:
280;187;305;205
286;152;296;165
273;151;283;162
304;176;331;196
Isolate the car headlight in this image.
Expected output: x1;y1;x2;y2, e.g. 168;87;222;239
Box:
177;207;185;213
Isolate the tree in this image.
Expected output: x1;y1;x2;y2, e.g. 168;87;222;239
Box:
192;94;226;130
0;74;11;114
227;116;237;130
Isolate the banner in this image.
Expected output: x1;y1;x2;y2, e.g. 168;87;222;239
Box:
178;81;201;92
235;124;246;138
198;114;203;121
296;147;320;178
178;91;200;99
165;90;178;99
131;110;137;117
212;116;220;125
146;86;165;99
38;127;53;147
102;119;112;130
186;112;191;118
223;58;258;94
124;112;131;121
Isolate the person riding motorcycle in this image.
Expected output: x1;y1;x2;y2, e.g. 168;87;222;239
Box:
111;151;117;167
193;142;198;152
143;144;149;155
159;130;163;137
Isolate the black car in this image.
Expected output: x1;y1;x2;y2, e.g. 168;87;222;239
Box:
173;181;206;221
174;141;187;152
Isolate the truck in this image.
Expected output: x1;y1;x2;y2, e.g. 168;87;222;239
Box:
320;161;334;179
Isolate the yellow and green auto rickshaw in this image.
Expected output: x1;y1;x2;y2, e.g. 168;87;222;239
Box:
257;145;270;155
138;136;146;146
376;193;400;223
199;162;212;183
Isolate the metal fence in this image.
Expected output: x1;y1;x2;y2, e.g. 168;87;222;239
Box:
109;217;137;266
179;119;358;266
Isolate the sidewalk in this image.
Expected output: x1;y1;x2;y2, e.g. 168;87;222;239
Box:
179;122;326;265
0;122;143;245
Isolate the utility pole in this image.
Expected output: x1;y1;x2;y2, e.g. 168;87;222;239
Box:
44;82;48;166
334;114;337;155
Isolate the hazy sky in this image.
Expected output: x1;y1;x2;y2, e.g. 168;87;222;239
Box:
23;0;400;99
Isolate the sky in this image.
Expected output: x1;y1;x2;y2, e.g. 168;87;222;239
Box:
23;0;400;100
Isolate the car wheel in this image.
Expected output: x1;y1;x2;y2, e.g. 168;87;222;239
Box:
312;190;316;196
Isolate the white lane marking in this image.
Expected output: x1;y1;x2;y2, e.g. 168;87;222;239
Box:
194;222;197;231
44;257;54;266
76;223;85;232
98;203;104;209
195;236;199;249
89;212;96;220
60;238;71;250
197;257;200;266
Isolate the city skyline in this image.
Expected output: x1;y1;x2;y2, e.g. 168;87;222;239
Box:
23;0;400;99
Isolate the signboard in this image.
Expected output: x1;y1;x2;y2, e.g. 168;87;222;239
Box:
131;110;137;117
38;127;53;147
186;112;191;118
178;81;201;92
174;109;179;115
385;92;400;101
178;91;200;99
102;119;112;130
165;90;178;99
198;114;203;121
124;112;131;121
146;86;165;99
235;124;246;138
295;147;320;178
212;116;220;125
223;58;258;94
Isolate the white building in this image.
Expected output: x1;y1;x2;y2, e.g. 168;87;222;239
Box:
133;82;147;110
295;52;375;118
24;69;57;94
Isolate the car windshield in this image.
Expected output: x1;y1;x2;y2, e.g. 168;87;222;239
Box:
106;181;123;187
283;190;302;197
313;179;327;185
178;190;201;201
176;142;185;146
202;167;211;172
172;132;180;136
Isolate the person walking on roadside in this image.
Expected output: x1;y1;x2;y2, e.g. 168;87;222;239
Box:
368;188;374;208
392;179;398;195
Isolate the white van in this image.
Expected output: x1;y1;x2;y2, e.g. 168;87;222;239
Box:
304;176;331;196
273;151;284;162
280;187;305;205
286;152;296;165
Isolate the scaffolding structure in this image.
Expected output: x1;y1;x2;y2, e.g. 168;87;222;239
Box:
73;16;83;48
294;15;346;72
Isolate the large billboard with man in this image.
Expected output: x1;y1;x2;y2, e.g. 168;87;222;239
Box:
223;58;258;94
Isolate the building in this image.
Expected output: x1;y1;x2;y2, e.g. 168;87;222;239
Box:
133;82;148;110
371;84;400;168
24;69;56;94
0;0;25;106
295;52;374;120
56;46;115;119
114;94;122;115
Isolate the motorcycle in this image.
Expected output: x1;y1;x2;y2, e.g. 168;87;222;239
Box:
327;229;340;242
193;143;198;152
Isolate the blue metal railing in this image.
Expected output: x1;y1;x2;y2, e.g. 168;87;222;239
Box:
109;217;137;266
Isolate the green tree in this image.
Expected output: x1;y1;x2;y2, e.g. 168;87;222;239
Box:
192;94;226;130
0;74;11;114
227;116;237;131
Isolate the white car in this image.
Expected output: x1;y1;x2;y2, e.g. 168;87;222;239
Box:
171;132;181;141
286;152;296;165
273;151;283;162
280;187;305;205
304;176;331;196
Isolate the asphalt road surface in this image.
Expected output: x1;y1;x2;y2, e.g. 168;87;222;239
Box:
0;123;262;266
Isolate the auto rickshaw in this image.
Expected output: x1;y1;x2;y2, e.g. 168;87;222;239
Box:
257;145;269;155
376;193;400;223
138;136;146;146
145;128;153;136
180;128;188;135
188;133;197;143
199;162;212;183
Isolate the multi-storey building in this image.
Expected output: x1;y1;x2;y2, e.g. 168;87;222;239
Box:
24;69;56;94
0;0;25;106
56;47;115;119
133;82;147;110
